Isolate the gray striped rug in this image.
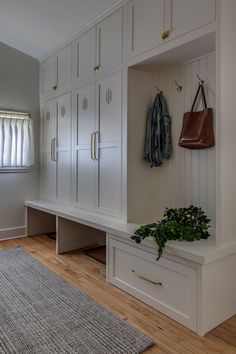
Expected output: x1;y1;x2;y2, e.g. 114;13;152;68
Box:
0;247;154;354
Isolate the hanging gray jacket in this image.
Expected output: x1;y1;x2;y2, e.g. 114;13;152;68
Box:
144;93;172;167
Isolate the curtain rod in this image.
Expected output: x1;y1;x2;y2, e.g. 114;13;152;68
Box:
0;110;31;120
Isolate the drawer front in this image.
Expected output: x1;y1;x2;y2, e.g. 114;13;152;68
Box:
108;238;197;331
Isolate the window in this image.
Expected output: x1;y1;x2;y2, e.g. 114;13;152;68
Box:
0;110;34;170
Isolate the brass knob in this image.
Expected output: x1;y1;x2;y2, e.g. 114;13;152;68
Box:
94;65;100;72
53;85;57;90
162;31;170;40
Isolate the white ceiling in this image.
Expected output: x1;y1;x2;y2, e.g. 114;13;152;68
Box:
0;0;121;59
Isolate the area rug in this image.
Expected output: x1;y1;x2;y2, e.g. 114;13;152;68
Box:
0;247;154;354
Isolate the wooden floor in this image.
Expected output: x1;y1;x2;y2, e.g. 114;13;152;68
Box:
1;235;236;354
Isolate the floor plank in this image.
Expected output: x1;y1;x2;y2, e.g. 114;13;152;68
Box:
1;236;236;354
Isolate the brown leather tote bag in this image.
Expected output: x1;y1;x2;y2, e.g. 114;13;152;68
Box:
179;84;215;149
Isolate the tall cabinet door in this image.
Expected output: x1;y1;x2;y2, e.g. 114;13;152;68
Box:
56;93;71;203
75;84;98;209
74;27;96;83
165;0;216;40
41;100;56;200
98;72;122;216
42;55;57;96
97;9;123;74
57;44;72;93
127;0;165;57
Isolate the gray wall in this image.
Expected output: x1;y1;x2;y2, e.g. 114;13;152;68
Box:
0;42;39;234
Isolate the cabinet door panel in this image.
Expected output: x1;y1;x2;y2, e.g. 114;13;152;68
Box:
128;0;164;57
76;150;97;208
42;100;55;152
57;92;71;150
57;44;72;92
98;147;121;215
168;0;215;40
97;9;123;72
41;152;56;200
42;55;57;95
75;28;96;82
57;151;71;203
56;92;71;203
76;84;96;146
99;72;121;144
75;84;97;209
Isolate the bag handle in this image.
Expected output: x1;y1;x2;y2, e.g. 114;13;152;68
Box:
191;84;207;112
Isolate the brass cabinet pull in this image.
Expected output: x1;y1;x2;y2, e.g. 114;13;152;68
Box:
94;65;100;72
162;30;170;40
51;139;54;161
93;131;99;161
91;133;95;160
53;85;58;90
131;270;162;286
53;138;57;161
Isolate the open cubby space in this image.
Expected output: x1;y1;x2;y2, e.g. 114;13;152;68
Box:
127;52;216;238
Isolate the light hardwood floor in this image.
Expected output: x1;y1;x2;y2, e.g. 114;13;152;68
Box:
1;235;236;354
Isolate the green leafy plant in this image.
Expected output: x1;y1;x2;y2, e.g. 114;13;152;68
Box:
131;205;211;260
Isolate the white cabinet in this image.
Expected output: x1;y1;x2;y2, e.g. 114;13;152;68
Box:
108;237;197;331
97;9;123;74
75;83;97;209
41;44;72;96
165;0;216;41
42;55;57;96
41;100;57;200
74;71;122;217
74;9;123;83
74;27;96;83
127;0;216;58
98;73;122;215
127;0;165;57
41;92;72;203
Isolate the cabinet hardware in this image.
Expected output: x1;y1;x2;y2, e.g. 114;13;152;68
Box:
53;138;57;162
109;89;112;103
94;65;100;72
131;270;162;286
94;131;99;161
162;30;170;40
53;85;58;90
91;133;95;160
51;139;54;161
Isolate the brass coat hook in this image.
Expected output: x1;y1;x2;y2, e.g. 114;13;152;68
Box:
156;85;163;94
174;80;182;92
197;74;205;86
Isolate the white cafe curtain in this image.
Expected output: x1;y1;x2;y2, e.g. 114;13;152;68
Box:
0;113;34;168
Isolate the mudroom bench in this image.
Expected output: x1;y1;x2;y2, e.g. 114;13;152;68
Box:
25;200;236;336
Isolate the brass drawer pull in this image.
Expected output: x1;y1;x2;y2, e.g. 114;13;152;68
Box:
131;270;162;286
53;85;58;90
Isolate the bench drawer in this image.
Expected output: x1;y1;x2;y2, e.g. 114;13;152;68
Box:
108;237;197;331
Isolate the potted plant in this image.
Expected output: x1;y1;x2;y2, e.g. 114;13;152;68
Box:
131;205;211;260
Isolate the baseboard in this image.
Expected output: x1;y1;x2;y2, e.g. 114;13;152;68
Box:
0;226;27;241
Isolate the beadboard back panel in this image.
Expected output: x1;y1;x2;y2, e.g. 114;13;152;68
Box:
128;53;216;230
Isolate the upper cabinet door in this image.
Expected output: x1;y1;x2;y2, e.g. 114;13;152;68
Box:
165;0;216;40
97;9;123;73
57;44;72;93
128;0;165;57
74;27;96;83
42;55;57;96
